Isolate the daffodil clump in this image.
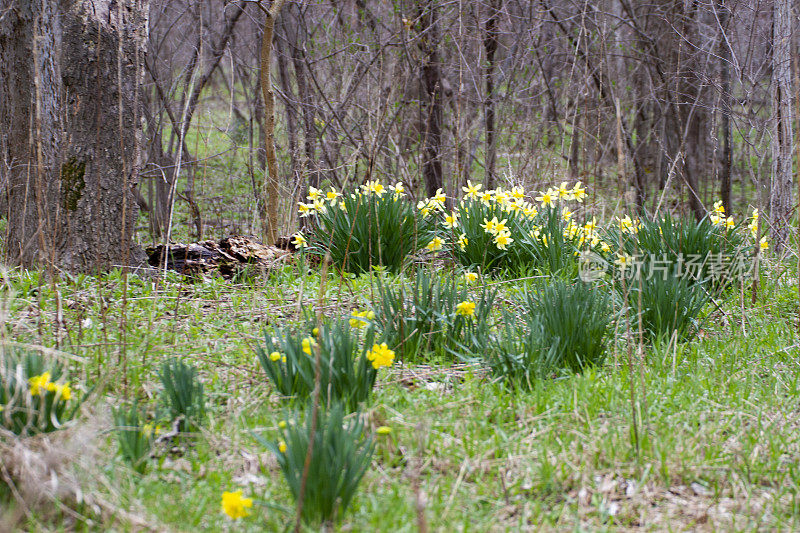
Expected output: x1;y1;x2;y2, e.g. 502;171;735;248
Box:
113;402;156;474
0;352;78;436
371;269;496;363
262;403;374;526
295;181;436;273
607;208;750;288
476;280;613;388
256;320;393;412
605;208;754;342
433;180;602;275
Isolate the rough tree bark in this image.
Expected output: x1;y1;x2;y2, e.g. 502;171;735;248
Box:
0;0;148;272
418;0;444;197
770;0;793;253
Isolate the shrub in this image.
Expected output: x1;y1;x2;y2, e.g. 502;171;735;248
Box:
260;403;374;526
113;403;153;474
297;182;436;274
371;269;495;363
158;358;207;433
0;351;79;436
256;320;391;411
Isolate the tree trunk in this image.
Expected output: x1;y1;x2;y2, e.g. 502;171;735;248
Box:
260;0;286;245
770;0;793;253
718;0;732;214
0;0;148;272
483;0;500;190
418;0;444;197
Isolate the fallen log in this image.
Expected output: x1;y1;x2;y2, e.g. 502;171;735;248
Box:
145;236;292;279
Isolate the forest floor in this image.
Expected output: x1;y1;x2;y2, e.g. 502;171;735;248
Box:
2;253;800;531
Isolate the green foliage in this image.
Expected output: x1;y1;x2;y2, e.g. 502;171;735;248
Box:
261;403;374;526
0;350;78;436
512;205;585;277
522;280;613;372
256;320;385;411
371;269;495;363
476;281;612;387
624;272;711;343
446;196;526;273
113;403;153;475
158;358;206;433
608;213;749;289
303;185;435;274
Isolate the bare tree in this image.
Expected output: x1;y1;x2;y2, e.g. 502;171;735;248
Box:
769;0;793;253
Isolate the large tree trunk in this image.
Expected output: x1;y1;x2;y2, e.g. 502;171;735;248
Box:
770;0;793;253
0;0;148;272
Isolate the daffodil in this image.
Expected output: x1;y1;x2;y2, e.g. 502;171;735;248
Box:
270;351;281;362
278;440;287;453
292;232;307;248
713;200;725;215
366;343;395;369
494;231;513;250
307;186;323;202
443;212;459;228
28;372;51;396
463;271;478;284
302;337;316;355
510;186;525;201
362;180;386;197
455;300;476;317
389;182;405;197
221;490;253;520
557;182;573;200
615;253;634;271
376;426;392;435
481;217;498;234
431;188;447;207
349;310;375;329
457;233;468;250
463;180;482;199
493;188;510;205
572;181;586;202
298;202;315;217
326;189;342;202
760;237;769;251
55;383;71;401
535;189;555;207
493;218;509;234
426;236;444;251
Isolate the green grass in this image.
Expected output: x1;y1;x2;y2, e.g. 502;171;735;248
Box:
1;249;799;530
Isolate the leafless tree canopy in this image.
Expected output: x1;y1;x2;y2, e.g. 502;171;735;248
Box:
2;0;798;266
